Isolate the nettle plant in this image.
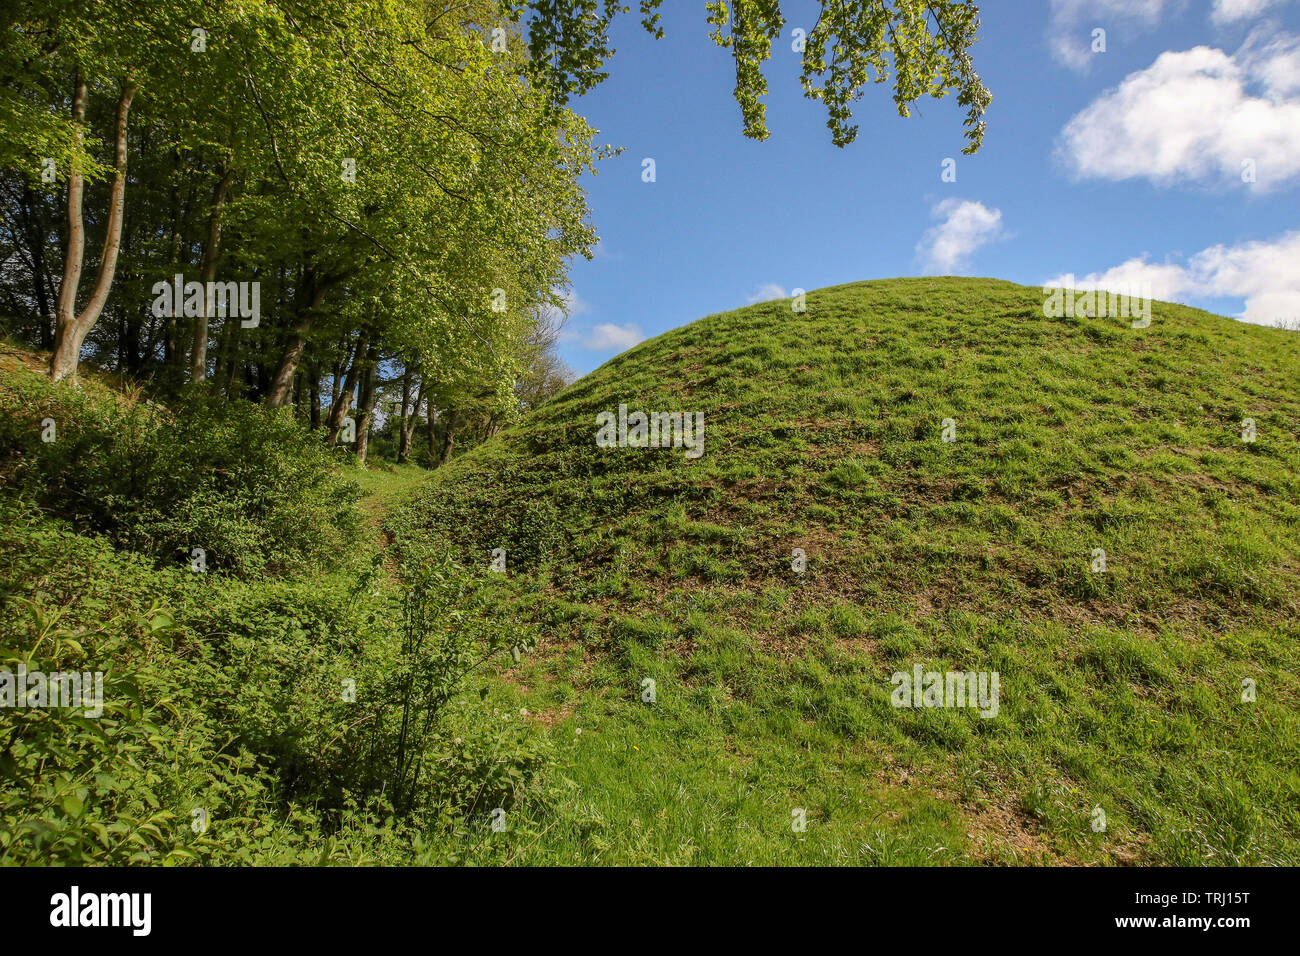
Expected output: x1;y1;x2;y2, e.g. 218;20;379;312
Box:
0;600;197;865
324;550;543;825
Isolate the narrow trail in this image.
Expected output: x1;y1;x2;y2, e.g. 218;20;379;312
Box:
353;463;430;581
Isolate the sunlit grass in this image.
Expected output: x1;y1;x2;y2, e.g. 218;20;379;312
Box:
396;278;1300;865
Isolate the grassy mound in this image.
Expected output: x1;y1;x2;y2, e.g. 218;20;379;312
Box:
400;277;1300;865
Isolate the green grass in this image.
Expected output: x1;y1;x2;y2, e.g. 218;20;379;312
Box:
352;461;431;547
0;353;543;865
396;277;1300;865
352;462;430;512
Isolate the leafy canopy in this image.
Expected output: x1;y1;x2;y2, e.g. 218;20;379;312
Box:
506;0;992;150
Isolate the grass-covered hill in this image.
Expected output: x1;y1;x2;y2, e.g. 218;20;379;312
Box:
398;277;1300;865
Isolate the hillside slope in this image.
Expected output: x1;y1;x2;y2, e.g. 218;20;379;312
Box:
400;277;1300;865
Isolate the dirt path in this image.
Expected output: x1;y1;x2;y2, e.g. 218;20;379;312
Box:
353;463;430;576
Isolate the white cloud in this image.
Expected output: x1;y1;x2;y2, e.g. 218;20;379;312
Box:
746;283;787;303
916;199;1006;274
1047;0;1170;71
1047;0;1296;65
1044;229;1300;325
1058;33;1300;188
1242;31;1300;93
552;288;643;352
1212;0;1297;24
1044;261;1191;302
557;286;590;316
583;322;645;351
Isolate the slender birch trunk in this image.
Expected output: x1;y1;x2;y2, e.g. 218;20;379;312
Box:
50;76;136;381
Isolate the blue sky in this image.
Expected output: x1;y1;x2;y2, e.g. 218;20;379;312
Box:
554;0;1300;375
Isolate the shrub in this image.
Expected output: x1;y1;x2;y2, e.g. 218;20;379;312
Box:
0;504;545;864
0;372;361;575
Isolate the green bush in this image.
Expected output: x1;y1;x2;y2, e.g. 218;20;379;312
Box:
0;374;361;575
0;502;544;865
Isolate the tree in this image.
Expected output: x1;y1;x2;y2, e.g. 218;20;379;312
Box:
507;0;992;150
1;0;991;388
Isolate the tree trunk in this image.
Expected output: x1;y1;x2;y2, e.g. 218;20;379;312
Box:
190;166;235;383
330;353;343;409
326;332;367;445
396;368;412;463
49;75;88;381
117;204;139;376
219;322;242;398
309;364;321;428
426;402;438;460
355;341;381;464
163;150;184;369
267;277;327;407
403;381;424;456
116;302;128;371
438;406;458;466
216;301;242;395
50;77;136;381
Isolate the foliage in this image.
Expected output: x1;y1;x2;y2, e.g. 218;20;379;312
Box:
0;494;544;864
0;357;362;574
0;0;989;439
0;0;600;417
509;0;992;149
0;352;547;864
